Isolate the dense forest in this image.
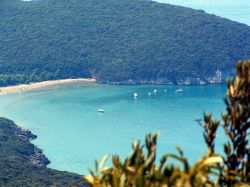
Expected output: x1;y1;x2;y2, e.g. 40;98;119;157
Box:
0;117;87;186
0;0;250;86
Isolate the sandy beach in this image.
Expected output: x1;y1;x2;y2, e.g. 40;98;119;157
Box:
0;78;96;95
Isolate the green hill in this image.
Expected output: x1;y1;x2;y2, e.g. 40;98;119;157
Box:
0;117;87;187
0;0;250;85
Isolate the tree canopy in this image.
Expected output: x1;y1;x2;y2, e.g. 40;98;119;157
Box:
0;0;250;85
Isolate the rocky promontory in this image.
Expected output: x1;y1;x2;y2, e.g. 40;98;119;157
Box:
0;117;87;187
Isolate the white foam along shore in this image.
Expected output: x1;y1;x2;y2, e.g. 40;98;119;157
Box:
0;78;96;95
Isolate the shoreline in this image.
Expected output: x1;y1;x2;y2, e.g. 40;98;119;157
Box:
0;78;96;95
0;117;87;186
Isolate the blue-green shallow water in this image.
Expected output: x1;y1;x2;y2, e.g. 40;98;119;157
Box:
0;84;227;174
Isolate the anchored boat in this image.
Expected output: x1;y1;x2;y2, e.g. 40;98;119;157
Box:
97;109;104;113
176;89;183;93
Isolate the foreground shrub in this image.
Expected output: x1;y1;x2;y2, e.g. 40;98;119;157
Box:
84;60;250;187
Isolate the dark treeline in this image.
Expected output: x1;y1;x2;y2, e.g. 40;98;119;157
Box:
0;0;250;86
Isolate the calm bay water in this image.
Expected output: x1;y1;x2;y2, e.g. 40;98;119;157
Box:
0;84;226;174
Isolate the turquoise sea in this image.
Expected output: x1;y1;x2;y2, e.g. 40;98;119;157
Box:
0;83;227;174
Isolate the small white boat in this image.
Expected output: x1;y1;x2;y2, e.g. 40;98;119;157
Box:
148;92;152;96
154;89;157;94
134;92;138;99
176;89;183;93
97;109;105;113
194;117;202;122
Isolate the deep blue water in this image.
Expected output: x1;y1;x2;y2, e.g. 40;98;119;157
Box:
0;84;227;174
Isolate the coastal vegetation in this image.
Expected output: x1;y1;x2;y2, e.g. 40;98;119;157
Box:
85;60;250;186
0;117;87;187
1;0;250;85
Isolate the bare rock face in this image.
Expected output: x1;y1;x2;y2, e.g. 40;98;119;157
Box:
206;70;223;84
29;149;50;167
16;128;37;140
98;70;227;85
